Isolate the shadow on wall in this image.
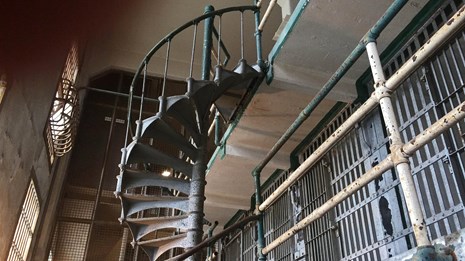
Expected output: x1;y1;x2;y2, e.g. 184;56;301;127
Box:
0;1;136;78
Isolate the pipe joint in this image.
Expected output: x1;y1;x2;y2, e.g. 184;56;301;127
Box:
362;36;377;46
390;144;409;165
252;167;262;177
365;30;379;44
374;81;392;100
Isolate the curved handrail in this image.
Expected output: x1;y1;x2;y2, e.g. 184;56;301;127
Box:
124;5;260;147
130;5;258;88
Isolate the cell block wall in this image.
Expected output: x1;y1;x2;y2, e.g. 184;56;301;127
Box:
220;0;465;260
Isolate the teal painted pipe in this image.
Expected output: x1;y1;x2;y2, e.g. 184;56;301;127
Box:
254;0;265;68
253;1;267;260
254;0;408;176
253;168;267;261
202;5;215;81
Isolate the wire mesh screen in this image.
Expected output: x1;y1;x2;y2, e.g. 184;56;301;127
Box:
49;222;89;261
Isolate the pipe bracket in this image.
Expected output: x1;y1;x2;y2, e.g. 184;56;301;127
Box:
373;81;392;100
390;144;409;165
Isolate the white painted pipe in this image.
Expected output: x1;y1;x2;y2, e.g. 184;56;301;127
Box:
262;156;395;254
262;100;465;254
258;0;278;31
366;41;431;247
258;5;465;213
403;101;465;155
385;5;465;91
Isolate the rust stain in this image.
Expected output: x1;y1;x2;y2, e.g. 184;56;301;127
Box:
447;17;455;26
460;104;465;112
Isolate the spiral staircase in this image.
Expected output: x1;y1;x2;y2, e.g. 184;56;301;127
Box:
114;5;264;260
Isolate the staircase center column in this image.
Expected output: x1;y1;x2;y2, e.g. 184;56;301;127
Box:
186;5;214;260
186;135;208;260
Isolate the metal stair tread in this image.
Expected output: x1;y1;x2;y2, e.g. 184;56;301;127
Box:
118;169;191;195
165;95;201;143
126;215;188;225
125;141;193;176
141;115;198;160
137;233;186;247
120;197;189;218
121;193;187;202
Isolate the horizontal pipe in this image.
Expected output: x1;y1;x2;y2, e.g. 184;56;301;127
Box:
254;0;408;175
262;100;465;254
385;5;465;91
259;2;464;212
167;215;259;260
78;86;159;103
262;156;395;254
403;101;465;155
258;0;277;31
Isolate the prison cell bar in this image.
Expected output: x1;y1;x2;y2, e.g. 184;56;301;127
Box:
260;4;465;254
262;99;465;254
259;4;465;213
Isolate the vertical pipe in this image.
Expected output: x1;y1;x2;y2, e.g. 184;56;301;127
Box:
253;169;267;261
252;3;265;258
202;5;214;81
366;41;431;247
84;73;124;259
254;0;265;69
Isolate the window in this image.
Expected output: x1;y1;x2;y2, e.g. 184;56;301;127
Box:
7;181;40;261
45;43;80;165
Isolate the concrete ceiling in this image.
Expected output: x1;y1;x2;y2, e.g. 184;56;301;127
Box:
79;0;429;231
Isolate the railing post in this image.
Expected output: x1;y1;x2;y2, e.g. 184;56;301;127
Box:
365;41;431;247
202;5;215;81
253;168;267;261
